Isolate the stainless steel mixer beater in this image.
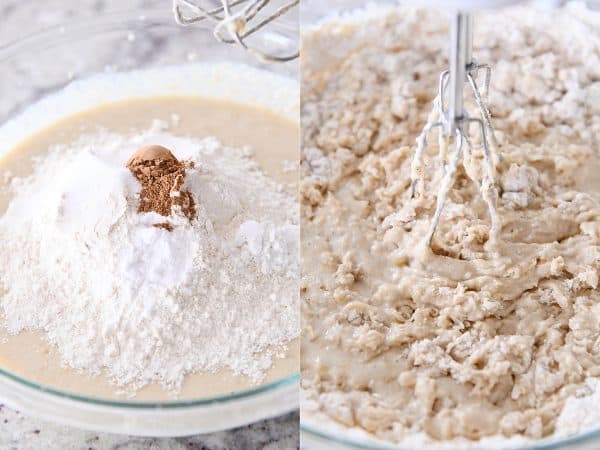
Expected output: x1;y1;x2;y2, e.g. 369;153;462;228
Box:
173;0;299;62
409;12;501;246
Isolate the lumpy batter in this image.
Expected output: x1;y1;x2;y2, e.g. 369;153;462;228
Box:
301;5;599;445
0;96;299;401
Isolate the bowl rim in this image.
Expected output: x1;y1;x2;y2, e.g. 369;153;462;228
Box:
300;418;600;450
0;363;299;409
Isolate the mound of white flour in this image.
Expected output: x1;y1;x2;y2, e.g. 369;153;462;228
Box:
0;124;299;393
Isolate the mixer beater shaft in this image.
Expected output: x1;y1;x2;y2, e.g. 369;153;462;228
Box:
409;12;501;247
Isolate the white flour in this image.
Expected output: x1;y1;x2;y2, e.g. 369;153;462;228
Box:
556;378;600;437
236;221;299;277
0;125;299;393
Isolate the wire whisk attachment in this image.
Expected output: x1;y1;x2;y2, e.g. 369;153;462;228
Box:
409;13;501;248
173;0;299;62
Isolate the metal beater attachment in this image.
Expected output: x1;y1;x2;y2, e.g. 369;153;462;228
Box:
409;13;501;246
173;0;299;62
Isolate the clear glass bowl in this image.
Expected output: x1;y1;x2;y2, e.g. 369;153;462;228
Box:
0;6;299;437
299;1;600;449
301;423;600;450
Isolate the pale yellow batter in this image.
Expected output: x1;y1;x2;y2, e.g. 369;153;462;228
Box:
0;97;299;401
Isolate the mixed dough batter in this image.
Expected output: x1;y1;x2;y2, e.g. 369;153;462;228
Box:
301;5;599;445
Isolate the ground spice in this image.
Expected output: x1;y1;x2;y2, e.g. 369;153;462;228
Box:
127;145;196;227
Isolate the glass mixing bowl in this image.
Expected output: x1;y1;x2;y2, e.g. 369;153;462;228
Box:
301;424;600;450
299;1;600;449
0;5;299;437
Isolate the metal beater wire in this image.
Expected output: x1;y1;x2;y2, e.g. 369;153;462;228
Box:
173;0;299;62
409;12;501;247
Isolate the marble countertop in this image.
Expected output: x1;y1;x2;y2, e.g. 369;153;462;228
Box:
0;406;298;450
0;1;298;449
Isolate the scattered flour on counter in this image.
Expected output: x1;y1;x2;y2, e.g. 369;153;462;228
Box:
0;126;299;394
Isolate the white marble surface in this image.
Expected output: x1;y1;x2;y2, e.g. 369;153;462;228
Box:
0;405;298;450
0;1;298;449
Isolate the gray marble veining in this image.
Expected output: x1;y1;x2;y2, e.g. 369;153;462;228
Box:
0;405;298;450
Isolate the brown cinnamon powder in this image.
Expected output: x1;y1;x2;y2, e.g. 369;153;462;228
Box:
127;145;196;227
